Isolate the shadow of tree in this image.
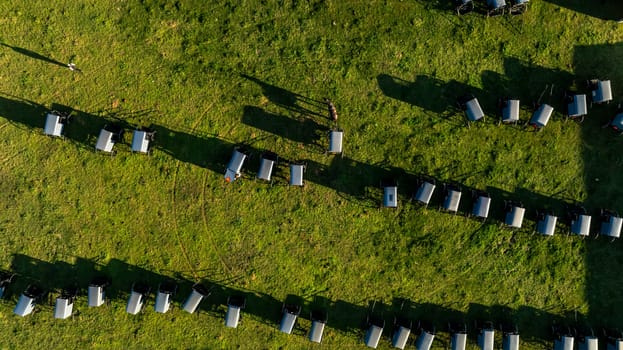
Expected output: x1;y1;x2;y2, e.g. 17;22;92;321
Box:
1;40;623;346
542;0;623;21
573;42;623;329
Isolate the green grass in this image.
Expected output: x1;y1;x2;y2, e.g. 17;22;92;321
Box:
0;0;623;348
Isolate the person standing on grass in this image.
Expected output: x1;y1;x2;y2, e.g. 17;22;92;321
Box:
67;62;82;72
324;98;338;123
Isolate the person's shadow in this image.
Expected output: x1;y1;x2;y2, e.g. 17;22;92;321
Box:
0;43;67;68
241;106;327;145
240;74;325;117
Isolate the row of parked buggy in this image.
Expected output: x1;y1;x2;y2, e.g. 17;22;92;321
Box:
381;177;623;238
457;79;622;131
4;269;623;350
44;110;156;154
4;277;206;318
0;274;329;342
221;126;623;240
42;78;619;181
364;319;623;350
456;0;530;16
3;276;235;324
222;128;343;184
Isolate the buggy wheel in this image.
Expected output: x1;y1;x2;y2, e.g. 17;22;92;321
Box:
510;4;527;15
456;2;474;15
487;7;505;17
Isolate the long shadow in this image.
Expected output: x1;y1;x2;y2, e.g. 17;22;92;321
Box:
0;94;48;131
379;47;623;334
5;254;602;346
542;0;623;21
493;58;574;110
0;93;121;150
149;125;284;184
150;127;407;194
485;185;574;228
288;153;579;220
0;93;237;163
8;254;98;301
573;42;623;330
241;106;327;145
4;254;334;331
9;254;191;304
303;156;418;204
59;103;117;147
7;254;285;323
240;74;325;117
378;59;574;123
466;303;573;345
150;125;234;171
0;45;612;344
151;127;411;193
0;43;67;68
0;94;246;170
303;153;574;221
375;49;623;338
2;47;623;344
377;73;470;115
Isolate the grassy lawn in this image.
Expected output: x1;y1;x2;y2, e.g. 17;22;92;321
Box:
0;0;622;349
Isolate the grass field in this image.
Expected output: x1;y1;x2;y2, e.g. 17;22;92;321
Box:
0;0;623;349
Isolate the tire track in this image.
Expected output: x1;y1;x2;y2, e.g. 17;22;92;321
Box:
170;85;237;281
201;170;233;276
170;162;200;281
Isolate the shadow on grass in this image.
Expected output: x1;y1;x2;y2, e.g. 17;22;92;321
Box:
485;186;571;225
376;43;623;335
398;301;571;346
1;42;623;343
240;74;326;118
574;42;623;330
147;124;601;220
150;125;233;171
3;254;587;345
378;59;574;124
0;43;67;68
241;106;328;145
303;156;417;205
414;0;456;12
0;93;128;150
543;0;623;21
304;154;576;222
8;254;185;306
0;97;279;177
377;74;463;114
7;254;283;326
0;94;49;131
377;45;623;341
0;93;231;163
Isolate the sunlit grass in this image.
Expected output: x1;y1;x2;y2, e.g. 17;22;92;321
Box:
0;0;622;349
